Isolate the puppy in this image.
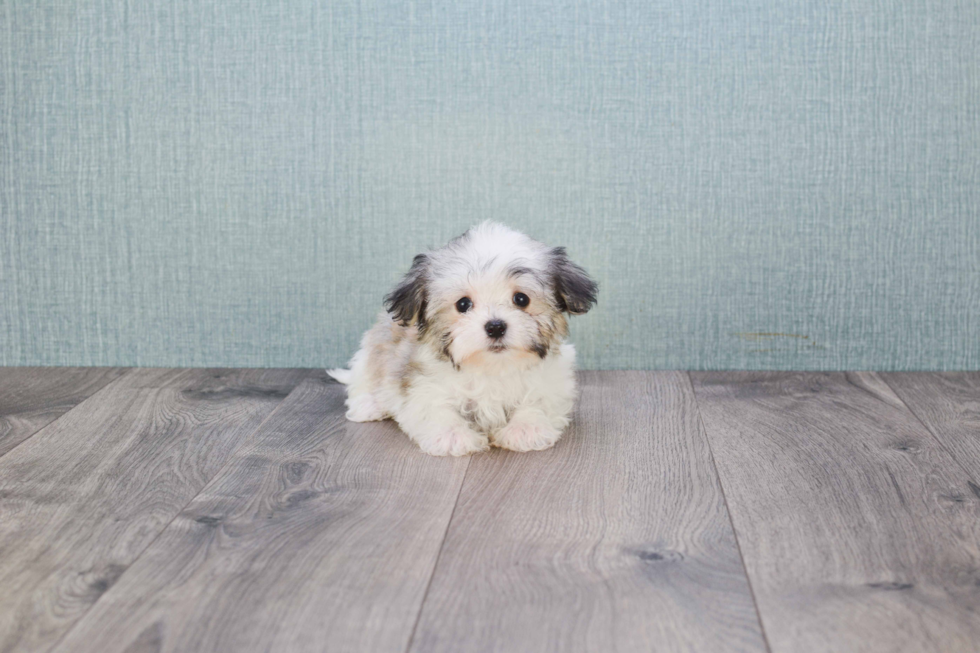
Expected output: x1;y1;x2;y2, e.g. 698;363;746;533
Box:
328;222;597;456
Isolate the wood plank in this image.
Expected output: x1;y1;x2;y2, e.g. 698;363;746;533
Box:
882;373;980;479
691;372;980;653
53;372;470;653
0;367;128;457
410;371;768;653
0;367;308;653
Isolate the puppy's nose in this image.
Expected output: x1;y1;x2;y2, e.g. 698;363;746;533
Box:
484;319;507;339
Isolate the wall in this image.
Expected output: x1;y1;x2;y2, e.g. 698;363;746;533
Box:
2;1;978;369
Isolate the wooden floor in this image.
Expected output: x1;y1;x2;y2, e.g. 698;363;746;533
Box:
1;369;979;653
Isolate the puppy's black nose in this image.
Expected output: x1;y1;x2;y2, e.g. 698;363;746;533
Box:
484;319;507;339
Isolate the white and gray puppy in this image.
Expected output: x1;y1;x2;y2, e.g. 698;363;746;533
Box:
328;222;597;456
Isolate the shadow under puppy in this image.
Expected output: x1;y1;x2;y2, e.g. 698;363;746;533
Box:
329;222;597;456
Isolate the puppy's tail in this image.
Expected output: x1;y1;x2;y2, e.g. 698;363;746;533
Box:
326;368;353;384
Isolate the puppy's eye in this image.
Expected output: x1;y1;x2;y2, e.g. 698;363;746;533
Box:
513;292;530;308
455;297;473;313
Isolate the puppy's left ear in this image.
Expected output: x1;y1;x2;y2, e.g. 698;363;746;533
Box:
549;247;597;315
384;253;429;328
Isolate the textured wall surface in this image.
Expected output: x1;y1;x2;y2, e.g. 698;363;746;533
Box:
2;1;978;370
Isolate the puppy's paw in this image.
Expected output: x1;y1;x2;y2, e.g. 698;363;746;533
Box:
417;426;489;457
491;418;562;452
346;394;385;422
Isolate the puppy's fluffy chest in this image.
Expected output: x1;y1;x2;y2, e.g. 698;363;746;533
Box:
409;343;577;435
452;366;541;432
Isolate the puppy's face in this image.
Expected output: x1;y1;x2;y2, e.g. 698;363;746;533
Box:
385;223;597;369
428;262;556;366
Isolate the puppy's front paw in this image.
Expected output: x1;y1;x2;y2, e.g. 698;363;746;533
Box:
491;419;562;452
417;426;489;457
346;394;385;422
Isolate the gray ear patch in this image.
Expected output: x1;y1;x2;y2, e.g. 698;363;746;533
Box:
549;247;597;315
384;254;429;328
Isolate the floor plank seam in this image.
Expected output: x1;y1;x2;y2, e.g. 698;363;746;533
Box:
41;368;317;653
878;374;980;485
685;372;775;653
402;456;473;653
0;367;135;462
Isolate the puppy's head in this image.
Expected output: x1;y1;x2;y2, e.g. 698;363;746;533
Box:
385;222;597;369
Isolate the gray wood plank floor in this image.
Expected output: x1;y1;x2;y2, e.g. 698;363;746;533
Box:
882;373;980;479
1;368;978;653
0;367;126;457
0;368;309;653
691;372;980;653
55;371;470;653
410;372;766;653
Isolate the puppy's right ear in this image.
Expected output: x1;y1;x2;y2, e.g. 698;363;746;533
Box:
384;254;429;328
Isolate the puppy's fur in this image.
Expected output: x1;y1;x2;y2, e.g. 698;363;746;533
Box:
329;222;597;456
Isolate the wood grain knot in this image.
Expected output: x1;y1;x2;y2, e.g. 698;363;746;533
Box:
182;387;289;402
891;440;920;454
867;582;913;591
77;563;127;598
632;548;684;564
968;481;980;500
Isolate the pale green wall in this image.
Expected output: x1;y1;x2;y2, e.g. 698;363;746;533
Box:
2;1;978;369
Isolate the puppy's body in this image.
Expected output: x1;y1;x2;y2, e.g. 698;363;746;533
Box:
330;223;596;456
